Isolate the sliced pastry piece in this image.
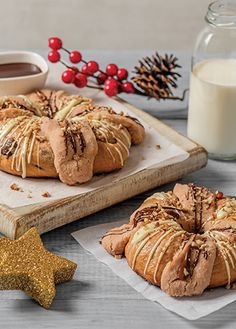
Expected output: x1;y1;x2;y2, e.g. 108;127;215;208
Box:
41;117;98;185
70;105;144;173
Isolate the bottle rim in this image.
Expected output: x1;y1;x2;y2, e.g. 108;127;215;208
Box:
206;0;236;28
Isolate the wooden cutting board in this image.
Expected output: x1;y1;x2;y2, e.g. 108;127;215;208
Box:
0;98;207;239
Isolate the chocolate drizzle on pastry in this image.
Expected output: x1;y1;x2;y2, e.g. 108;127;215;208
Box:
0;89;145;184
125;115;144;128
36;90;54;118
65;128;78;154
64;121;87;156
101;183;236;296
1;137;17;157
132;206;160;226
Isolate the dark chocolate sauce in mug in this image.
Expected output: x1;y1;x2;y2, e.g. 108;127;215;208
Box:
0;63;42;78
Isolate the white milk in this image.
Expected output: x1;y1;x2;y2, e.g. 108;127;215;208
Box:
188;59;236;158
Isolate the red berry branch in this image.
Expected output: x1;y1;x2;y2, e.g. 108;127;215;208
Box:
48;37;135;97
47;37;185;101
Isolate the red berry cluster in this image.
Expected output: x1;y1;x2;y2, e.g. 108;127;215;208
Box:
48;37;135;97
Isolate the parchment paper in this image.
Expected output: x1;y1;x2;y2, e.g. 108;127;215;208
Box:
0;68;189;208
72;220;236;320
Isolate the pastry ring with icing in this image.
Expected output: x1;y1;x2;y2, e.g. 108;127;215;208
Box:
102;184;236;296
0;89;145;185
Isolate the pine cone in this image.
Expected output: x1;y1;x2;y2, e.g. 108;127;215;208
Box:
132;53;182;100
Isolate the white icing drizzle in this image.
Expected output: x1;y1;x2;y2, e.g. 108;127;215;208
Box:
21;135;30;178
216;201;236;220
130;218;184;274
18;95;43;117
131;230;160;270
70;116;83;122
5;117;38;177
144;229;174;275
119;128;131;147
0;119;25;153
97;122;130;159
21;118;34;135
214;231;236;265
36;141;40;170
72;114;131;146
104;144;116;163
0;117;23;140
16;118;35;177
100;130;121;165
99;130;124;164
11;135;23;170
105;124;130;157
72;116;131;166
1;125;18;147
111;124;131;149
122;130;131;147
114;146;124;166
208;231;232;288
220;242;235;268
13;136;24;171
201;216;213;228
158;219;181;227
115;136;130;157
54;98;86;121
153;231;184;284
93;120;130;165
212;234;235;269
27;132;36;164
10;120;31;171
132;223;156;245
203;200;236;229
93;125;116;163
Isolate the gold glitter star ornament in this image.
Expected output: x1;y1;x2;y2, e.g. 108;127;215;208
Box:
0;227;77;308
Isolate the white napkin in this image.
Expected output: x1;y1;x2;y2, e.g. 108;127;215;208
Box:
72;220;236;320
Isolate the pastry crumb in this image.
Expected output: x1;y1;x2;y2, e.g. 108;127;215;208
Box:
10;183;23;192
27;193;32;199
41;191;51;198
141;156;146;160
155;144;161;149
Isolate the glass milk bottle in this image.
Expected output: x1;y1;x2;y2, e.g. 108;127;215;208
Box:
188;0;236;160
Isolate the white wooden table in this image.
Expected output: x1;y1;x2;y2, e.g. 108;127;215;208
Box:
1;51;236;328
